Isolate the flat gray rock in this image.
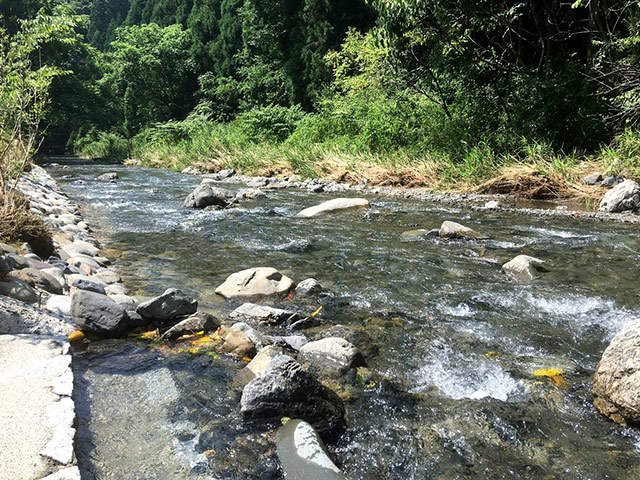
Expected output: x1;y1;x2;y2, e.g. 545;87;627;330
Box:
299;337;364;372
501;255;547;282
229;302;298;325
71;290;144;337
161;312;220;341
136;288;198;322
215;267;295;299
296;198;369;218
0;277;39;303
183;183;232;209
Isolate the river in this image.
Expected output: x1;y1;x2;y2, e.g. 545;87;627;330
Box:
46;159;640;479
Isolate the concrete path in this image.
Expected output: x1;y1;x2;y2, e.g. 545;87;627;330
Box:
0;334;79;480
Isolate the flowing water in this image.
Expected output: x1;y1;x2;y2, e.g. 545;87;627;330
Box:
46;159;640;479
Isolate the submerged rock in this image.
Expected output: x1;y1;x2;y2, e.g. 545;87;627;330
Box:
136;288;198;322
183;183;232;209
70;290;145;337
161;311;220;341
296;198;370;218
501;255;547;282
240;355;345;434
592;318;640;426
598;180;640;213
215;267;295;299
438;221;485;240
97;172;118;181
276;419;347;480
229;302;298;325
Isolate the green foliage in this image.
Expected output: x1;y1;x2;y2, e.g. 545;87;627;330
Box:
101;23;197;136
238;105;306;143
73;129;131;161
0;4;82;191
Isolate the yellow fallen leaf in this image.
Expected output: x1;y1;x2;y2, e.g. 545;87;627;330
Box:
485;351;501;358
533;367;565;386
203;449;216;458
68;330;85;342
192;336;213;346
311;306;323;317
140;330;158;339
241;356;252;362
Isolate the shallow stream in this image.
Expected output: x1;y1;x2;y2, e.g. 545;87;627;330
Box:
47;159;640;479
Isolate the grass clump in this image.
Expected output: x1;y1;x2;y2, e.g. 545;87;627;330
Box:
0;193;54;258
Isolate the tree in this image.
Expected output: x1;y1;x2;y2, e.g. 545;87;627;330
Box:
0;5;82;192
101;23;197;135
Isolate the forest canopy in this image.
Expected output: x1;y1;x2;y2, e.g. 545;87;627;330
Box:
2;0;640;183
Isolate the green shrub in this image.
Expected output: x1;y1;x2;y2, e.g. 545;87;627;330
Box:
237;105;307;143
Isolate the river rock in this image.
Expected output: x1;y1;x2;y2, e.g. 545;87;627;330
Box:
161;312;220;341
0;242;16;254
598;180;640;213
71;278;106;294
240;355;346;434
215;267;295;299
583;172;603;185
0;278;39;303
231;321;270;350
41;267;65;288
104;283;130;296
0;255;9;279
296;278;322;296
438;221;485;240
136;288;198;322
484;200;501;209
108;294;137;305
4;252;29;270
182;166;200;175
229;303;298;326
592;318;640;426
70;290;145;337
45;295;72;316
8;268;63;294
299;337;364;373
97;172;118;181
244;345;285;379
600;174;622;188
265;334;309;351
183;183;232;209
219;326;257;358
64;240;99;257
0;295;75;335
276;419;347;480
501;255;547;282
91;270;122;285
296;198;370;218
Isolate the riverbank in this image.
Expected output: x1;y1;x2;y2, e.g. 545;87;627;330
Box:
0;165;135;480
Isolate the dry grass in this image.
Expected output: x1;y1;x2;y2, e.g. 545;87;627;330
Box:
0;192;54;258
474;165;600;200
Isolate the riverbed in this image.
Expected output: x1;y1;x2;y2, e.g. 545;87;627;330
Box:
47;159;640;479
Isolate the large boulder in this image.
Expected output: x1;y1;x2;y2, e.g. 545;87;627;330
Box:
438;221;485;240
299;337;365;373
296;198;369;218
240;355;346;434
592;318;640;426
501;255;547;282
161;312;220;341
276;419;347;480
136;288;197;322
215;267;295;299
183;183;232;209
229;302;298;326
70;290;145;337
598;180;640;213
